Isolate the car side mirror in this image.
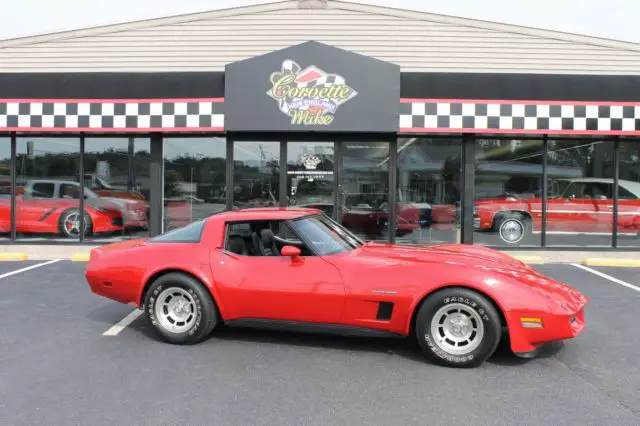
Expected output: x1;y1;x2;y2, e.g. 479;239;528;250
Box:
281;245;301;257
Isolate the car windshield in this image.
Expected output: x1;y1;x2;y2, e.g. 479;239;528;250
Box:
288;214;364;256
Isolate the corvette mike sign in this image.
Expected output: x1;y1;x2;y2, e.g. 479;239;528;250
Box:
267;59;358;126
224;41;400;132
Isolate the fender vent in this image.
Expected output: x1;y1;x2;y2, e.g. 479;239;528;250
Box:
376;302;394;321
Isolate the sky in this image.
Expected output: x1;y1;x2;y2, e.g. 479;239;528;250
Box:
1;0;638;44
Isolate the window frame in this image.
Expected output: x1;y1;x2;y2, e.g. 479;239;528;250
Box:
222;218;319;257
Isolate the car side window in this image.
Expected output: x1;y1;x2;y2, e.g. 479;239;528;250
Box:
619;187;636;200
149;220;205;243
563;183;586;199
223;220;314;257
60;183;81;199
31;183;55;198
589;183;612;200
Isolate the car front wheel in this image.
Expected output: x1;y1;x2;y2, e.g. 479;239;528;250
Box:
143;272;218;345
415;287;502;368
495;214;527;244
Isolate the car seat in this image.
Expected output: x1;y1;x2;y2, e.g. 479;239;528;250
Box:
250;232;264;256
227;235;248;255
260;229;280;256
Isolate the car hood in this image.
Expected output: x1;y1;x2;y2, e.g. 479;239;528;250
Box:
353;242;587;310
356;242;530;271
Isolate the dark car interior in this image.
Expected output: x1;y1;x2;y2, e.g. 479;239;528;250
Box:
224;220;314;257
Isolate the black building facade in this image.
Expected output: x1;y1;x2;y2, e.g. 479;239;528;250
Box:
1;41;639;250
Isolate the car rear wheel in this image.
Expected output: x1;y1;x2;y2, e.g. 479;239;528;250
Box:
143;272;218;345
58;208;92;238
495;213;527;244
415;288;502;368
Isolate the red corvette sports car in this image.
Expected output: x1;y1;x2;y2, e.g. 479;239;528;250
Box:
85;208;588;368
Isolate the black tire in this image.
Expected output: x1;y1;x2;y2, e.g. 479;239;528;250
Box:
415;287;502;368
494;213;528;245
58;208;92;238
143;272;218;345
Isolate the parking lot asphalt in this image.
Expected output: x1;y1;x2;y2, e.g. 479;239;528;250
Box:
0;261;639;425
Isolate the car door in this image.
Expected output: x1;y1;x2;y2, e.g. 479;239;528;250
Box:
210;220;346;324
586;182;615;233
18;182;59;232
547;182;598;233
617;185;640;235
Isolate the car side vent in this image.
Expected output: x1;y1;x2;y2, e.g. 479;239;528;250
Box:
376;302;394;321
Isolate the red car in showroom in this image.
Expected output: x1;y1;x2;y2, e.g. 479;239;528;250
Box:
475;178;640;244
85;207;587;368
0;180;148;238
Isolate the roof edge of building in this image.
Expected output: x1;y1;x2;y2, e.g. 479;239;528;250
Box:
1;0;639;54
335;0;640;53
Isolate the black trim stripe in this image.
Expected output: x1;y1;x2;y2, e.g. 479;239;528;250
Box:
38;208;58;222
1;72;639;102
0;72;225;99
400;73;640;102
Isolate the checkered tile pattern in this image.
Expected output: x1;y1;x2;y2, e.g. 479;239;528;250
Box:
0;100;224;131
2;98;640;135
399;100;640;134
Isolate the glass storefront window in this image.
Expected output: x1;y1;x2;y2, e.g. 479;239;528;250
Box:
341;141;390;242
0;137;10;241
84;137;151;242
233;141;280;209
546;139;614;247
396;137;462;245
286;142;335;214
617;140;640;247
474;139;543;247
15;137;82;241
163;137;226;232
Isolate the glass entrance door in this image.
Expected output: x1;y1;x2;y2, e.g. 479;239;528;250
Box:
285;140;392;242
286;141;336;215
339;141;391;241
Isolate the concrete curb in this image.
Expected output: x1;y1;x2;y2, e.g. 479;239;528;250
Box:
0;253;29;261
580;258;640;268
510;255;544;264
71;253;90;262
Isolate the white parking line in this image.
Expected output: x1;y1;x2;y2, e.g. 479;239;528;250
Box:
571;263;640;293
0;259;61;280
103;309;144;336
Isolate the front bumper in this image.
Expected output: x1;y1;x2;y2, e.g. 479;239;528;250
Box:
505;302;587;355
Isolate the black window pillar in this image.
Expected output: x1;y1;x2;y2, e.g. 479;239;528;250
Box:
127;136;136;191
388;138;398;244
612;137;620;248
226;137;234;211
79;134;85;242
279;140;287;207
9;132;16;242
460;134;475;244
335;141;344;223
541;136;548;248
149;133;164;236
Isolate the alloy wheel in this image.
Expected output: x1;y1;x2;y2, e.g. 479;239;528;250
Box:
154;287;197;333
428;303;485;356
